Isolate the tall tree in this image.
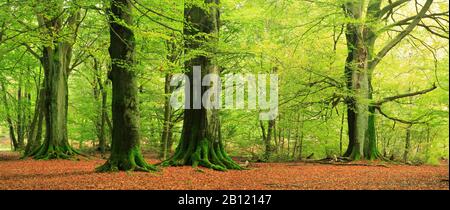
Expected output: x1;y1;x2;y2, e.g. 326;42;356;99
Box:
27;0;83;159
162;0;241;171
342;0;439;160
96;0;156;172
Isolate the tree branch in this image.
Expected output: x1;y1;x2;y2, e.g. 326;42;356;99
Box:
379;12;449;33
21;43;41;60
374;84;437;106
129;0;181;32
369;0;433;70
375;106;428;124
377;0;410;18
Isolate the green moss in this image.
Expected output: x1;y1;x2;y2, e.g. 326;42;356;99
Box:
96;146;157;172
162;137;241;171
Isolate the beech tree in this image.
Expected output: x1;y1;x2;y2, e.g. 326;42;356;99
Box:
96;0;157;172
1;0;447;167
342;0;443;160
162;0;241;171
25;0;83;159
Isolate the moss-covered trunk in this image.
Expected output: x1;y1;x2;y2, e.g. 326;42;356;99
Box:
27;2;81;159
163;0;241;171
342;1;382;160
30;44;78;159
96;0;156;172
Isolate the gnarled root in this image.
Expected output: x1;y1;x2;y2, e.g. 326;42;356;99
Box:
26;143;84;160
96;149;157;172
162;139;242;171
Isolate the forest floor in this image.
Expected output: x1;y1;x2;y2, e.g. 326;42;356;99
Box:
0;152;448;190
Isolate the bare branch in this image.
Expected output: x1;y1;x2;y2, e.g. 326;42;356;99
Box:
369;0;433;70
376;106;430;124
377;0;410;18
374;84;437;106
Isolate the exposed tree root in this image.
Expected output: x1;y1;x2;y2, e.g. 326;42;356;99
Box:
96;149;157;172
161;139;242;171
344;147;387;161
25;143;85;160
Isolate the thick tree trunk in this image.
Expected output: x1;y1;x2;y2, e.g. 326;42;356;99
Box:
343;1;382;160
30;44;78;159
163;0;240;171
97;0;156;172
28;3;80;159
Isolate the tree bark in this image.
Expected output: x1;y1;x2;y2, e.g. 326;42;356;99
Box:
97;0;156;172
28;3;81;159
162;0;241;171
343;0;433;160
343;0;381;160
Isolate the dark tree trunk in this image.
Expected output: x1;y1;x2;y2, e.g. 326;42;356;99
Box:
264;119;275;161
16;83;25;149
163;0;240;171
259;120;267;143
97;0;156;172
